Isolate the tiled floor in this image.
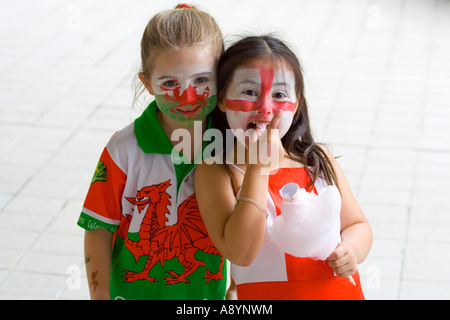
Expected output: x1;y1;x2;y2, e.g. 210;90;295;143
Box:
1;0;449;299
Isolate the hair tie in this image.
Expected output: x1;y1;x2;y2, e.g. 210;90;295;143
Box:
176;4;192;9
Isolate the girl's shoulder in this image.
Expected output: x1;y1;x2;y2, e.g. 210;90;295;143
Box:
106;123;137;150
278;155;305;169
195;161;227;178
195;161;241;192
104;123;140;170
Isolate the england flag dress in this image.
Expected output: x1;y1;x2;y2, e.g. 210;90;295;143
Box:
228;164;365;300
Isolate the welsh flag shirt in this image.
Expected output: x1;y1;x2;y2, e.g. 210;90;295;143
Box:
78;101;226;300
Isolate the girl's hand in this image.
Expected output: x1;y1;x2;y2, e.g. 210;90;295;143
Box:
327;242;357;278
248;111;284;173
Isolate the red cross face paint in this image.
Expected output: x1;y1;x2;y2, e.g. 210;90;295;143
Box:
151;45;217;126
224;61;297;146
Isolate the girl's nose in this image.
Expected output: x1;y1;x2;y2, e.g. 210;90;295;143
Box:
257;95;273;114
183;84;197;105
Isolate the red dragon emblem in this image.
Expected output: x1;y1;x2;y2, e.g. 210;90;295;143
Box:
164;84;211;111
119;180;224;285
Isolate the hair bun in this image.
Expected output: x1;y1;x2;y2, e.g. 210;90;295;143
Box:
176;3;192;9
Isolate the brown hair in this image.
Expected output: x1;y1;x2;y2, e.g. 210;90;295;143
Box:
213;35;339;191
133;4;224;107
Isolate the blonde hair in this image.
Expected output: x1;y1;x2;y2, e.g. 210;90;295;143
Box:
133;4;223;107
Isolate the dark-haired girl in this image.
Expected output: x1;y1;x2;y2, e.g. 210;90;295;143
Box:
195;36;372;300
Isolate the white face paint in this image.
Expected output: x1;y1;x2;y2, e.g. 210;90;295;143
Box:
224;62;297;146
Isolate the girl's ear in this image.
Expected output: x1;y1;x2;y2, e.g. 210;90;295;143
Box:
139;72;154;95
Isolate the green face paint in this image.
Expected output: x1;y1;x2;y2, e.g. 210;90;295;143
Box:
154;84;217;126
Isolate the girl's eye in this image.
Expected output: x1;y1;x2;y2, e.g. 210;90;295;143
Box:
162;80;179;88
194;76;208;85
243;89;257;97
273;91;287;99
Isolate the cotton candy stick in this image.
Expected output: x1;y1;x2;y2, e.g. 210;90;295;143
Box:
333;272;356;286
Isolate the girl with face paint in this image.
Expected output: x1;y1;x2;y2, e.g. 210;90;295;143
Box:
140;45;218;128
195;36;372;300
222;57;297;151
80;4;232;300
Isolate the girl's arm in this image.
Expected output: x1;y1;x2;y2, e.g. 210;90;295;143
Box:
195;113;283;267
327;156;373;277
195;162;269;266
84;229;113;300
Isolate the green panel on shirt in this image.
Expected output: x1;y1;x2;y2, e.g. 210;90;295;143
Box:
134;101;213;197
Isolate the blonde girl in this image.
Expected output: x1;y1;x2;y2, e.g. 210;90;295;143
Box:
78;4;227;300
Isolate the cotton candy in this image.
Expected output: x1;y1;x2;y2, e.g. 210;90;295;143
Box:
256;123;267;137
267;183;342;260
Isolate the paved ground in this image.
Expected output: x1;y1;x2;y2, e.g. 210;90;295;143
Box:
1;0;449;300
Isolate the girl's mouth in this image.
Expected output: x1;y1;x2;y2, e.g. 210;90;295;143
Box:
173;104;203;117
247;121;269;136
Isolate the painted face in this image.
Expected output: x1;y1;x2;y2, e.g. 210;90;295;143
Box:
224;59;297;146
151;45;217;126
